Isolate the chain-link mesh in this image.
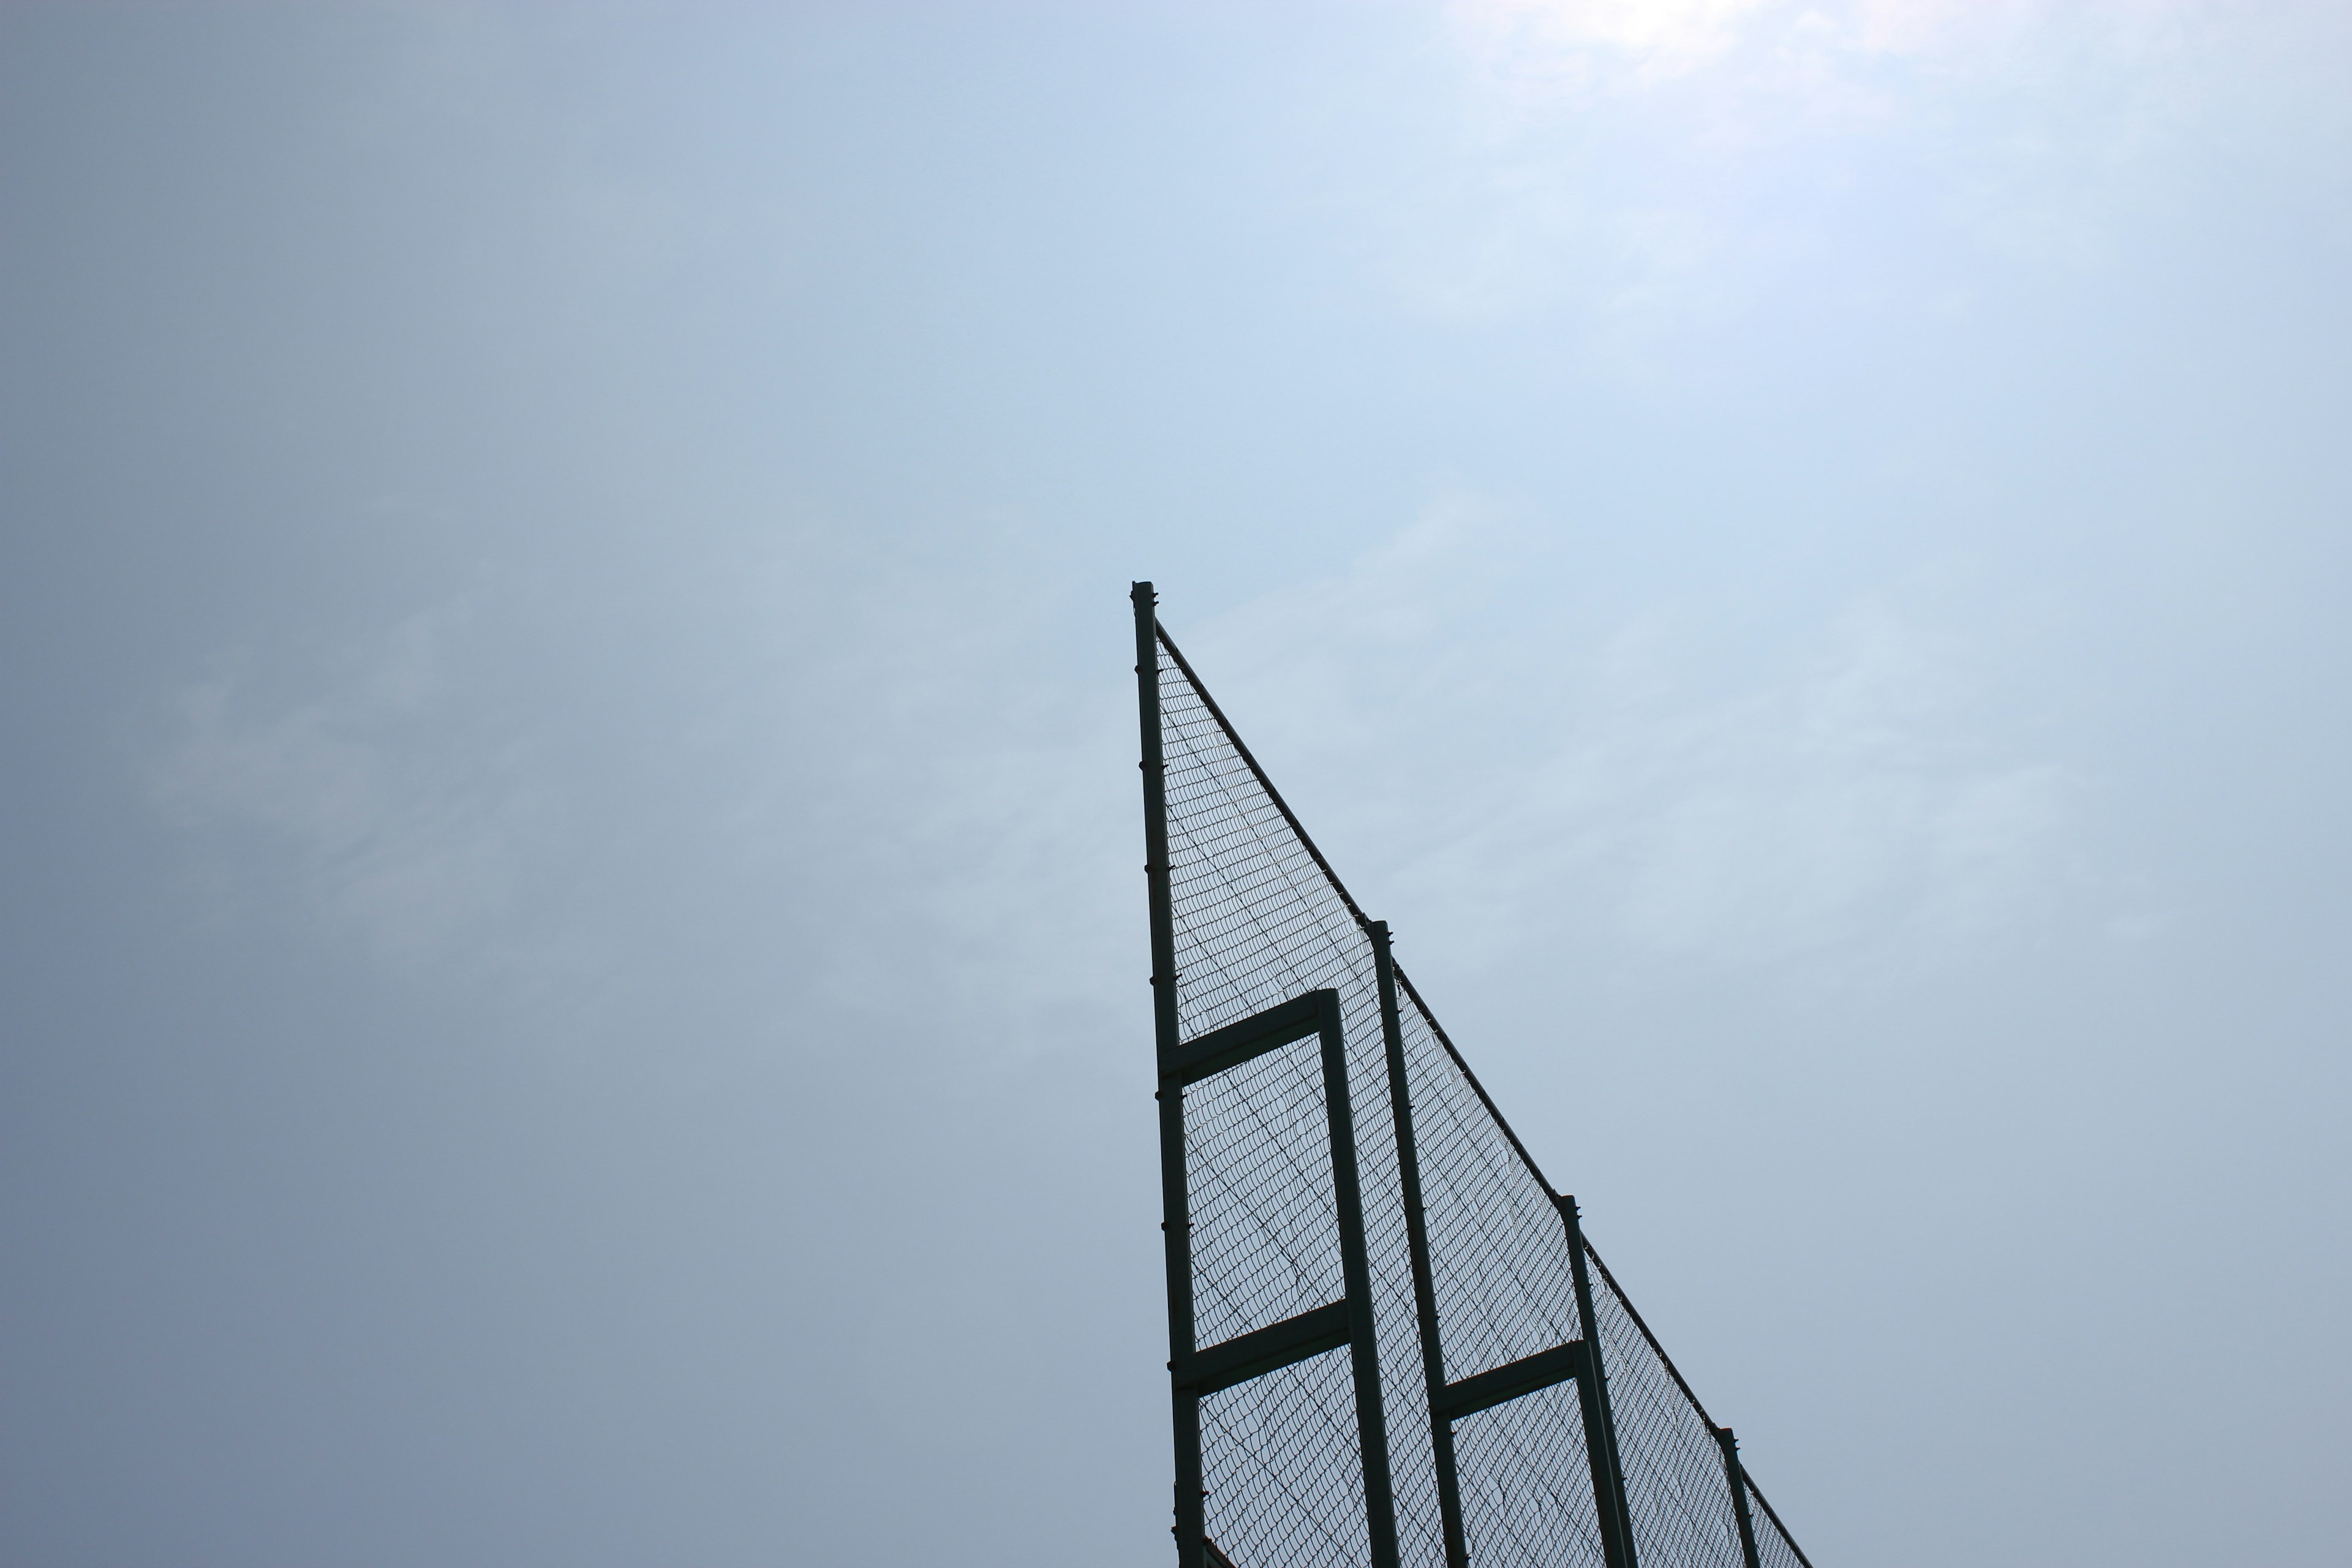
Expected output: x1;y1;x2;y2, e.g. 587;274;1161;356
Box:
1203;1352;1374;1567
1150;618;1812;1568
1159;637;1444;1568
1386;975;1613;1568
1452;1381;1605;1567
1585;1265;1744;1568
1748;1484;1813;1568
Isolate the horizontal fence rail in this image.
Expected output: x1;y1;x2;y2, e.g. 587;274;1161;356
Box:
1134;584;1813;1568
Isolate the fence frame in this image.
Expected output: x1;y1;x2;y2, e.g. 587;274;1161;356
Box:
1135;582;1401;1568
1131;580;1813;1568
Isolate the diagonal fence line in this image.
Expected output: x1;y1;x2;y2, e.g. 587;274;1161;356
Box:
1139;587;1813;1568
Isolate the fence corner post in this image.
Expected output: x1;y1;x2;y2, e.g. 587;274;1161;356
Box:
1717;1425;1763;1568
1561;1194;1639;1568
1135;581;1204;1568
1369;919;1470;1568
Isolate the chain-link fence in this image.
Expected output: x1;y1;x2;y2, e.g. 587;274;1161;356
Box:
1137;586;1812;1568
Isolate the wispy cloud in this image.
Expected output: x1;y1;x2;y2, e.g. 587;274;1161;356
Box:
149;596;584;989
1190;504;2125;976
1546;603;2088;962
141;540;1143;1065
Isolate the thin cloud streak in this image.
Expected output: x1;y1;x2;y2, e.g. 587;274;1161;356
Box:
1191;507;2120;978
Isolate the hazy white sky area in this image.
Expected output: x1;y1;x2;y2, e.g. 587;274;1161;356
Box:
4;4;2347;1564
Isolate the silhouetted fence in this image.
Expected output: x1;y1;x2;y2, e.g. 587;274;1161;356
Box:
1133;583;1812;1568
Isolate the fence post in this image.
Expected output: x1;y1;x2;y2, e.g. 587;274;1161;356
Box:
1317;991;1402;1568
1562;1195;1640;1568
1134;582;1204;1568
1368;921;1469;1568
1716;1427;1763;1568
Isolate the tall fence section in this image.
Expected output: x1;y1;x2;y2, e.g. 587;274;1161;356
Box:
1132;584;1812;1568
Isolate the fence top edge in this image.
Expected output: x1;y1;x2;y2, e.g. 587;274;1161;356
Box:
1156;619;1562;1182
1153;622;1376;933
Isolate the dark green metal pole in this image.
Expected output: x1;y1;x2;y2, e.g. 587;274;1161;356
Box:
1562;1195;1639;1568
1368;921;1469;1568
1717;1427;1763;1568
1317;990;1401;1568
1134;582;1204;1568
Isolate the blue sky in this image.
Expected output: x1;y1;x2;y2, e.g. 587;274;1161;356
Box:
4;4;2348;1564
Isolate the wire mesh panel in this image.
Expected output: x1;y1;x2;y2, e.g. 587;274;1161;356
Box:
1748;1485;1813;1568
1585;1264;1745;1568
1390;986;1583;1382
1385;978;1611;1566
1203;1353;1374;1567
1139;594;1814;1568
1156;633;1443;1568
1452;1382;1606;1568
1186;1041;1346;1348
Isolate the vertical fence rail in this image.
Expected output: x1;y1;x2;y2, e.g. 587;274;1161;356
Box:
1716;1428;1764;1568
1134;584;1815;1568
1564;1198;1640;1568
1131;582;1204;1568
1370;921;1469;1568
